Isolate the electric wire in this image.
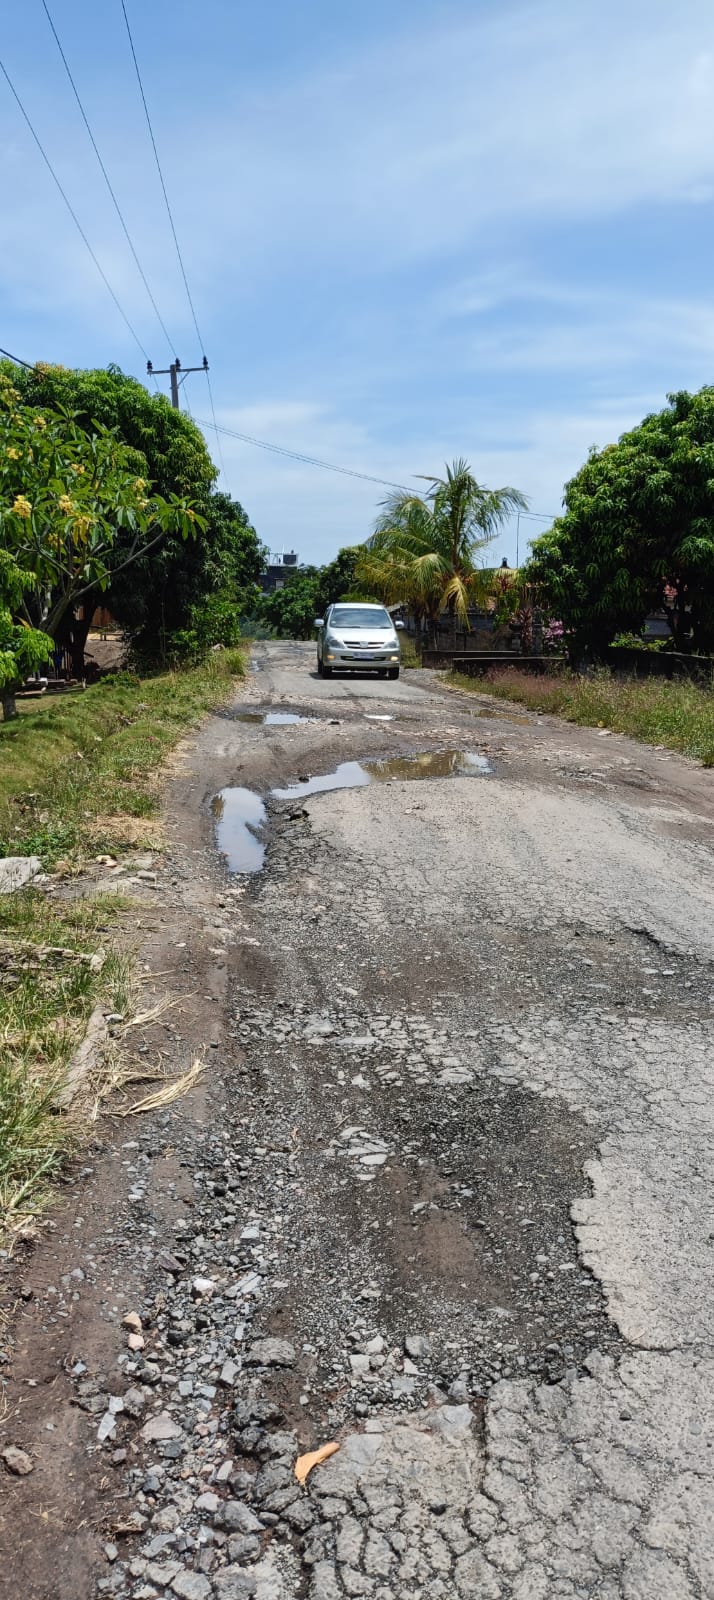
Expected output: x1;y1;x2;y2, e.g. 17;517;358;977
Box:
120;0;203;352
41;0;175;355
0;345;36;370
192;418;418;492
193;415;560;518
120;2;229;482
0;53;152;365
204;369;229;487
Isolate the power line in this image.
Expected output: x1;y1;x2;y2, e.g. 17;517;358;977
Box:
0;345;36;370
193;417;416;492
0;52;152;364
120;1;204;352
120;3;230;483
204;370;229;488
41;0;175;356
192;415;561;517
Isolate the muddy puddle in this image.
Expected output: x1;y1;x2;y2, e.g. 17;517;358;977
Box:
272;748;491;801
211;787;267;873
272;761;371;800
234;710;314;726
470;707;531;725
370;749;491;780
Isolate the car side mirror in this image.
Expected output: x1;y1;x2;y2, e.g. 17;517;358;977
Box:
395;620;405;630
314;618;325;628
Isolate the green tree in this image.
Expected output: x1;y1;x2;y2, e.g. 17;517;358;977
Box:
314;545;372;614
5;361;215;500
257;568;321;639
527;389;714;657
255;546;372;640
0;547;52;720
1;361;266;668
0;372;202;687
110;491;266;664
360;459;527;647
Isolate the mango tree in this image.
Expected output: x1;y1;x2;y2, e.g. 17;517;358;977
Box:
0;374;204;704
527;388;714;658
0;547;53;720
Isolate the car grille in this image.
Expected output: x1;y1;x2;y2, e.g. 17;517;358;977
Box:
343;640;384;648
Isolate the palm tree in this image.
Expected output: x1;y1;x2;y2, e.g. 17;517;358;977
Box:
359;459;528;649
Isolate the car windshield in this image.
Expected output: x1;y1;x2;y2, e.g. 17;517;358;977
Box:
330;607;393;629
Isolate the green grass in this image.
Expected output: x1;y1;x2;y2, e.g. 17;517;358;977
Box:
0;647;246;861
399;636;422;669
0;890;132;1227
451;666;714;766
0;647;247;1229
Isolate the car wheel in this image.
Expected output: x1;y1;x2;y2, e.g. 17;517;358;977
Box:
322;663;332;678
388;667;400;679
316;656;323;676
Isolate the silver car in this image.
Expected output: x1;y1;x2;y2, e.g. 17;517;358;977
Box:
315;603;404;678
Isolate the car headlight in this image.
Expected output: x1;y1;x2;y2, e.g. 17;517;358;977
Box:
325;634;341;648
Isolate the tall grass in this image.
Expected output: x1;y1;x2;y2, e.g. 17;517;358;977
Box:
0;648;247;1228
0;892;131;1228
0;648;246;861
451;666;714;766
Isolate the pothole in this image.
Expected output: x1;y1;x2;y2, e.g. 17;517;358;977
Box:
369;749;491;780
272;749;491;800
470;708;532;725
272;761;372;801
213;751;492;872
233;710;315;726
211;787;266;873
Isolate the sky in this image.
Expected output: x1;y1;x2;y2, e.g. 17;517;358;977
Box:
3;0;714;566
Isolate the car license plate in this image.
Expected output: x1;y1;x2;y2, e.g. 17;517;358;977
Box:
353;651;372;658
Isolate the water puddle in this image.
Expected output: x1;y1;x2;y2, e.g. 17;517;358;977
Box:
471;708;531;725
234;710;313;726
365;714;394;722
272;761;371;801
271;749;491;801
370;749;491;780
211;788;266;873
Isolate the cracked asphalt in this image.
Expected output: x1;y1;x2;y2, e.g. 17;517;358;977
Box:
2;641;713;1600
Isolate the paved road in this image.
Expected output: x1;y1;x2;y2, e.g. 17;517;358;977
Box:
3;642;713;1600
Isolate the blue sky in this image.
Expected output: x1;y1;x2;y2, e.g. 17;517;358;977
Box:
3;0;714;564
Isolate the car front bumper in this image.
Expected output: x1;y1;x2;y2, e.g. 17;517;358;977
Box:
324;651;400;668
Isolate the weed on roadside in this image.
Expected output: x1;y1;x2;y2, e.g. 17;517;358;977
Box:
0;647;246;862
399;637;423;670
451;666;714;766
0;890;134;1231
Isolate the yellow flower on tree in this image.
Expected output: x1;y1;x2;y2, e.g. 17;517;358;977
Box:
33;414;46;430
6;446;20;460
134;477;147;492
11;494;32;520
58;494;75;514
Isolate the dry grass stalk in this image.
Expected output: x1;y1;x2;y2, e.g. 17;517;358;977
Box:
115;1056;206;1117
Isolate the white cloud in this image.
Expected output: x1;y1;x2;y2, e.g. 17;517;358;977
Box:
185;0;714;279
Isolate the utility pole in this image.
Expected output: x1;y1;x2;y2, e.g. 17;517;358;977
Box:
147;354;209;410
